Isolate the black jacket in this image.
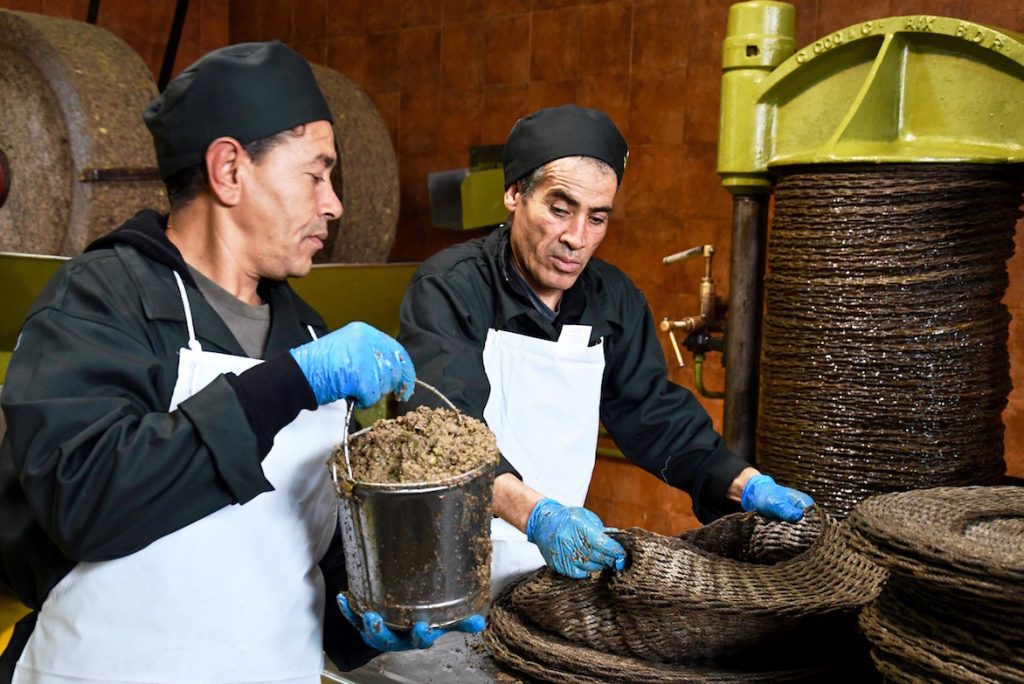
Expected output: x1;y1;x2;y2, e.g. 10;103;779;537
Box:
399;226;749;523
0;210;374;679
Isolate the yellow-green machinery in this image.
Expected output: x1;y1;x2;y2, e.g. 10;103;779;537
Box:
427;145;507;231
711;1;1024;462
708;12;1024;682
0;254;64;384
0;254;417;386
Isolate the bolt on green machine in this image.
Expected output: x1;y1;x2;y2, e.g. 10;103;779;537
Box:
716;1;1024;510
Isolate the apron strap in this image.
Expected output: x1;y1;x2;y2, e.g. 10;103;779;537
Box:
171;273;317;350
172;271;203;353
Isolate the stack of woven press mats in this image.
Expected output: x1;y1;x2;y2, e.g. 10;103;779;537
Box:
484;506;887;682
846;486;1024;683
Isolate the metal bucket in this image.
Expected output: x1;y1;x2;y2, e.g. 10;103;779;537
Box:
337;460;494;629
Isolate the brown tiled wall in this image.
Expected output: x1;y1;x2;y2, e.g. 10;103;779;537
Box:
4;0;1022;534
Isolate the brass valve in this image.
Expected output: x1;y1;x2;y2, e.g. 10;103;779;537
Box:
659;244;725;399
659;245;717;368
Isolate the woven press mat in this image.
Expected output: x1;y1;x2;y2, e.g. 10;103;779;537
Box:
845;486;1024;683
483;507;887;683
758;164;1023;520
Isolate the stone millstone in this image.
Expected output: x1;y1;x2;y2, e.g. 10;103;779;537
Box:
0;10;166;256
310;64;399;264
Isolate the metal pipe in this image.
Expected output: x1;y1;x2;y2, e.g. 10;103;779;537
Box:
79;167;161;183
663;245;704;265
723;194;769;462
85;0;100;24
659;316;705;334
0;149;9;210
158;0;190;92
693;354;725;400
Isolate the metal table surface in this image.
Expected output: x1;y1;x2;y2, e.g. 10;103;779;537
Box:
321;633;506;683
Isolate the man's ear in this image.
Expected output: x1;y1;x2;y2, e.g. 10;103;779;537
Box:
205;137;245;207
503;184;520;213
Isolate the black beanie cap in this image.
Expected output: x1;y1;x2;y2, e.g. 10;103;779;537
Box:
502;105;628;189
144;41;333;179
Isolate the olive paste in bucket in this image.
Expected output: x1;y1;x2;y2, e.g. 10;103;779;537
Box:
330;406;500;629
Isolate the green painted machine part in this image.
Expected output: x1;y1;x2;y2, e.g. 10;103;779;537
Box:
693;353;725;400
461;167;506;230
719;1;797;193
0;252;417;384
428;145;507;231
716;2;1024;460
719;1;1024;193
0;253;65;384
289;262;417;337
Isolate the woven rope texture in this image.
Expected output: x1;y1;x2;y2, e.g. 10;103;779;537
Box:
485;507;886;682
847;486;1024;682
758;164;1023;518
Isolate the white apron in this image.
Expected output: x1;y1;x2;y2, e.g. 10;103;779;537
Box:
483;325;606;594
15;272;346;684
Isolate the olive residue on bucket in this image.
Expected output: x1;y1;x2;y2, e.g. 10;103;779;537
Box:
335;406;499;484
333;406;498;628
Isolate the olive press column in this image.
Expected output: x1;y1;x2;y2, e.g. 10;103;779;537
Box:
757;164;1023;517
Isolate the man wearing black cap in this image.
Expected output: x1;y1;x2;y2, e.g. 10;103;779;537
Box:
399;105;813;592
0;42;476;684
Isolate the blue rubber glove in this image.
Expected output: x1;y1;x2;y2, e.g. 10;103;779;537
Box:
336;594;485;651
525;498;627;578
289;321;415;408
740;474;814;522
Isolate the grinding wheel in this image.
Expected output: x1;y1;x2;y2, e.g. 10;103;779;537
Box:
310;64;399;263
0;10;166;256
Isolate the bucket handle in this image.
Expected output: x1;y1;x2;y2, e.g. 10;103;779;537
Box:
332;378;458;487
